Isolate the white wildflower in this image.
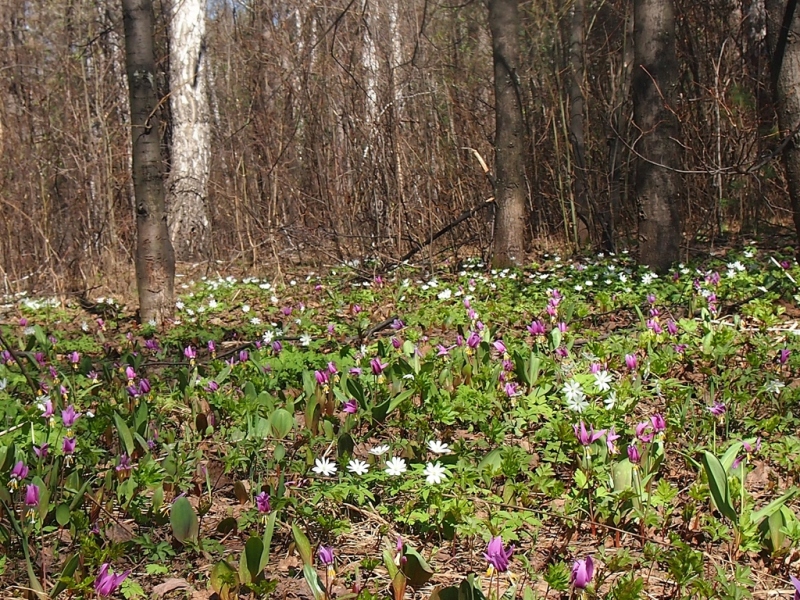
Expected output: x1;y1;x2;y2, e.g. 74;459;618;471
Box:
427;440;451;454
423;462;448;485
593;370;613;392
369;444;390;456
347;459;369;475
385;457;408;476
312;457;338;477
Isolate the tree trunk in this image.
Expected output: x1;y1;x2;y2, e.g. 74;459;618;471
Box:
766;0;800;259
632;0;683;272
568;0;592;246
166;0;211;261
122;0;175;324
489;0;527;268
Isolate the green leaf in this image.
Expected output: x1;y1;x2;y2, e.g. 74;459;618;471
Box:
56;503;71;526
720;442;744;472
261;512;277;569
114;412;135;457
302;564;325;600
291;524;313;566
50;553;80;598
240;536;264;584
387;389;414;415
701;451;737;522
401;547;434;587
751;487;798;524
270;408;294;439
611;459;633;492
170;496;199;544
479;449;503;475
210;561;239;600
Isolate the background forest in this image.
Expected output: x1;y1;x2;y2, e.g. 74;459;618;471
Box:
0;0;796;295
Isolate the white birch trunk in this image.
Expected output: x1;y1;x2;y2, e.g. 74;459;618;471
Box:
167;0;211;261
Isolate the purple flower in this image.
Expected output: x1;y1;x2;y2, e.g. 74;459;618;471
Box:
349;367;362;376
1;350;12;364
207;340;216;355
184;346;196;361
94;563;131;597
466;332;480;349
624;354;637;370
40;398;54;419
315;370;329;386
11;460;28;481
708;402;726;417
574;421;606;446
68;351;80;365
62;437;76;455
19;317;28;327
504;382;518;397
34;444;49;459
743;437;762;454
557;322;568;333
651;414;666;432
318;546;335;566
88;370;99;382
370;358;388;376
391;319;405;330
647;319;663;334
779;349;791;365
789;575;800;600
255;491;271;513
116;454;132;473
272;341;283;354
391;337;402;350
327;362;338;375
437;345;451;357
144;339;159;352
646;293;656;304
571;556;594;589
61;405;79;428
493;340;507;354
484;536;513;572
606;427;620;455
138;378;151;395
342;399;358;414
125;366;136;382
636;421;654;443
25;484;40;507
206;380;220;393
528;320;546;336
239;350;249;363
627;444;641;464
666;320;678;335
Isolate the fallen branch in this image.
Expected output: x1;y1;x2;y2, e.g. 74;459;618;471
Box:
391;197;495;266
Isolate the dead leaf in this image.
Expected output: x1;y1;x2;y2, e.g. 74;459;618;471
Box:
152;578;192;597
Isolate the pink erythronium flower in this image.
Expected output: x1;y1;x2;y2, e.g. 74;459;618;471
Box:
484;536;513;573
627;444;641;464
571;556;594;589
606;427;620;454
624;354;637;370
94;563;131;597
342;399;358;414
255;491;271;513
25;484;40;507
370;358;388;375
61;405;80;428
789;575;800;600
574;421;606;446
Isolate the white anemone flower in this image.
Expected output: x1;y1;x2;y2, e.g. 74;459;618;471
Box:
369;444;390;456
312;457;338;477
423;462;448;485
427;440;451;454
593;370;613;392
347;459;369;475
384;457;408;476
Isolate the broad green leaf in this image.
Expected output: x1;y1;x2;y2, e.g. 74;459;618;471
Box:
261;511;277;569
291;524;313;566
302;564;325;600
701;451;737;522
210;560;239;600
479;450;503;475
114;412;135;457
611;459;633;492
170;496;199;544
240;536;264;584
50;553;80;598
270;408;294;439
401;547;434;587
751;487;798;524
56;503;70;526
720;442;743;472
387;389;414;415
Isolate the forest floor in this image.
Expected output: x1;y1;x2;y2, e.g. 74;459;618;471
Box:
1;243;800;600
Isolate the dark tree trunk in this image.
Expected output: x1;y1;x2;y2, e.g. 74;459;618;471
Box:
122;0;175;323
632;0;683;272
489;0;527;268
766;0;800;259
568;0;592;247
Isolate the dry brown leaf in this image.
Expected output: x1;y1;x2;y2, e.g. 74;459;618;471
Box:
152;578;192;597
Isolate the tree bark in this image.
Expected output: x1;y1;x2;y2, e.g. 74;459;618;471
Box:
166;0;211;261
122;0;175;324
489;0;527;268
766;0;800;259
568;0;592;246
632;0;683;272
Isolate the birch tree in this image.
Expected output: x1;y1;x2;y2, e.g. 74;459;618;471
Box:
167;0;211;260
